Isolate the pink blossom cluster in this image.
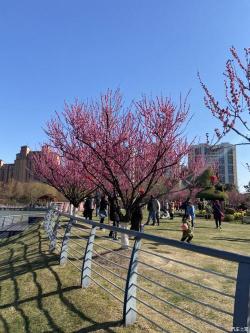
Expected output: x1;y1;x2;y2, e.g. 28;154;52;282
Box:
33;145;94;207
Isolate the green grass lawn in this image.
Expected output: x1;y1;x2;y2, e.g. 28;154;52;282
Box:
0;215;249;333
144;216;250;256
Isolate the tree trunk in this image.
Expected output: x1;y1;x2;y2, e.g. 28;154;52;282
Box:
120;209;131;248
120;222;129;249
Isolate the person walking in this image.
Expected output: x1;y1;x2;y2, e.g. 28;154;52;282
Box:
156;198;161;226
180;199;189;216
160;199;170;219
108;196;120;240
145;195;158;225
212;200;224;230
169;201;175;220
186;201;195;229
131;203;143;232
99;195;109;228
180;216;193;243
83;196;94;220
95;192;101;217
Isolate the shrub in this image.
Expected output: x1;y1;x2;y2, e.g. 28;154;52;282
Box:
196;210;206;216
196;187;228;201
234;212;243;220
225;208;235;214
224;214;235;222
246;210;250;217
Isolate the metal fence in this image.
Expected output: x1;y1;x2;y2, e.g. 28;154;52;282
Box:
43;209;250;333
0;212;46;233
0;214;34;230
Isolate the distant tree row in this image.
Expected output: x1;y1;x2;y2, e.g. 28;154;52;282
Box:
0;181;64;206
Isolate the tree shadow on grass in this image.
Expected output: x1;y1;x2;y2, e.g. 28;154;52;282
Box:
73;320;123;333
193;225;215;229
212;236;250;243
0;314;9;333
145;228;180;232
0;224;122;333
140;241;173;254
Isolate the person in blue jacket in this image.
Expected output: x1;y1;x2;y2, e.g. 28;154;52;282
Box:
186;201;195;229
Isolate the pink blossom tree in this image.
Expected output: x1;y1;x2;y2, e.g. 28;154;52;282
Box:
45;90;191;222
199;47;250;144
227;190;245;208
33;145;95;210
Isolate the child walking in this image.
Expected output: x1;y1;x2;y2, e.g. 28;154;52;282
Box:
181;216;193;243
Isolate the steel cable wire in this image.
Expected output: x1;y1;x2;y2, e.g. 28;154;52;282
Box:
136;284;232;331
135;271;233;316
134;296;200;333
137;260;234;298
91;268;125;293
139;247;236;281
88;276;124;303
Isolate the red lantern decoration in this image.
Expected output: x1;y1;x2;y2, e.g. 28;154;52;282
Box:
138;188;145;194
210;175;217;185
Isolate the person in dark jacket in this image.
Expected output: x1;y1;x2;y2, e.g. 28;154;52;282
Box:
131;204;143;232
212;200;223;229
180;199;189;216
145;195;158;225
108;196;120;239
99;195;108;228
83;196;94;220
95;192;101;217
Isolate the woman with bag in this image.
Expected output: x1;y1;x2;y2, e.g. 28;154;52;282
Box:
212;200;224;230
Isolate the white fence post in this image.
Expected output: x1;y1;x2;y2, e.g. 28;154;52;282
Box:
49;214;61;252
123;238;141;326
60;218;74;265
47;211;59;240
43;210;53;234
81;226;97;288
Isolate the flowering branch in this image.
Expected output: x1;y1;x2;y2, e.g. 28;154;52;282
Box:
199;46;250;144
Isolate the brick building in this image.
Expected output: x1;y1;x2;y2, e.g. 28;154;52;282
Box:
0;146;40;183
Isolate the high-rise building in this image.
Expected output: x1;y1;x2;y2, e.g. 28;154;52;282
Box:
0;146;40;183
188;143;238;187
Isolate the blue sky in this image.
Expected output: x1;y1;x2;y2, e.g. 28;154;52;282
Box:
0;0;249;190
